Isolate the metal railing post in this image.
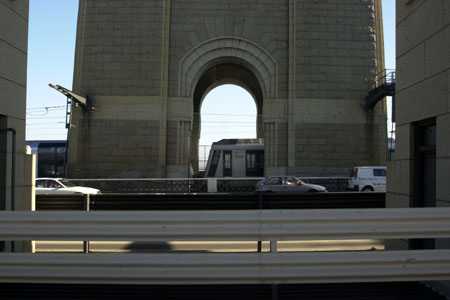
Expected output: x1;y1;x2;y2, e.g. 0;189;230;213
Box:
257;192;263;253
270;240;277;253
83;194;90;254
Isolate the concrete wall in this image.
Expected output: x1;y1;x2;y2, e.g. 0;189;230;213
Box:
0;0;29;209
68;0;166;178
290;0;386;176
69;0;386;178
387;0;450;208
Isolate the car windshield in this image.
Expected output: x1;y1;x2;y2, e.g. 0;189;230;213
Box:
60;180;77;187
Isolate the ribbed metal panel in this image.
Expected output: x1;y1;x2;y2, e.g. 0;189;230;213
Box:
3;251;450;285
2;208;450;241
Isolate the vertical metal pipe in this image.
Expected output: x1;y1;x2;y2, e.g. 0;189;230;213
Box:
270;240;277;253
83;194;90;253
5;128;16;253
257;192;263;252
6;128;16;211
392;94;396;123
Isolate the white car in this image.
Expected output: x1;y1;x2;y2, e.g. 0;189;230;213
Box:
35;178;101;195
347;166;386;192
256;176;327;193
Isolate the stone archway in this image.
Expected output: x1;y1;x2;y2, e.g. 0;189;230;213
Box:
179;36;278;99
191;62;264;173
178;37;278;174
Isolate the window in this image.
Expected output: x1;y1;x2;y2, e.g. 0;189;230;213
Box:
36;180;62;189
60;179;76;188
223;151;232;177
37;143;66;177
267;177;282;185
46;180;63;189
36;180;45;188
246;153;256;169
373;169;386;177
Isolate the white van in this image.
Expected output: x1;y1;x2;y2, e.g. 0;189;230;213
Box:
347;166;386;192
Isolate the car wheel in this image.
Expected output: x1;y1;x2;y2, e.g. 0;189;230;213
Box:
361;186;374;192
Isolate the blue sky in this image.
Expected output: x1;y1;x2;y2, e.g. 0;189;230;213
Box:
26;0;396;145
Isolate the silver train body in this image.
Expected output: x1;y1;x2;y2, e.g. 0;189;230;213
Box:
204;139;264;178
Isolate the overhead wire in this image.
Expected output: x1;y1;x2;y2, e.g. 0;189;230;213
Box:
26;105;65;111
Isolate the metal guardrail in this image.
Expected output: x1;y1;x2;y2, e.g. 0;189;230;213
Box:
1;208;449;241
365;69;396;111
2;250;450;285
369;69;396;90
1;208;450;285
36;192;385;211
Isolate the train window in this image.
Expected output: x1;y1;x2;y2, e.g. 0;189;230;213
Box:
247;153;255;169
56;146;66;154
37;143;66;178
223;151;232;177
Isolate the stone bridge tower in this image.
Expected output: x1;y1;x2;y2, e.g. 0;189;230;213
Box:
68;0;386;178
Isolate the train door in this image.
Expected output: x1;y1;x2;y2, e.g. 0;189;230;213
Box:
246;150;264;177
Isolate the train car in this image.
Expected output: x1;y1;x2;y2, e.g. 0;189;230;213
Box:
204;139;264;178
26;140;67;178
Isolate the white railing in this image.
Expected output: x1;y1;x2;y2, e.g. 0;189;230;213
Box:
1;208;450;241
1;208;450;285
2;251;450;285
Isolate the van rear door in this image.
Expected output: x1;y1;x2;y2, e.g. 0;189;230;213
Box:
373;168;387;192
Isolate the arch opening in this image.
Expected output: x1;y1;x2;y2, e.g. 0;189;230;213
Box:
191;63;264;175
